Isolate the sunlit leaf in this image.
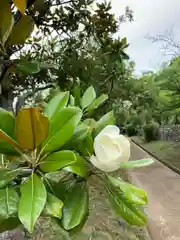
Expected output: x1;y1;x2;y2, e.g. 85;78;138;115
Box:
119;159;154;169
81;86;96;109
68;123;90;142
93;111;116;137
42;107;82;154
105;180;146;226
106;175;148;205
16;107;49;150
18;173;47;232
39;150;76;172
87;94;108;113
63;154;88;178
43;193;63;219
69;95;75;106
44;91;69;119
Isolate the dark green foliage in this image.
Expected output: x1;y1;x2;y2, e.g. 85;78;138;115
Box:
0;0;133;111
143;122;159;142
125;124;138;137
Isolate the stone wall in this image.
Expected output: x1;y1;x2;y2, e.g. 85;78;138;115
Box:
158;125;180;142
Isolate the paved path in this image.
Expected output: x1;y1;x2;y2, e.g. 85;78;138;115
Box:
130;141;180;240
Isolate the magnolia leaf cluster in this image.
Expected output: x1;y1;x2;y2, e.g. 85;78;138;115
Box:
0;85;154;234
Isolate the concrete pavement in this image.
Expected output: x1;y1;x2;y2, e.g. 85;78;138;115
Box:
130;141;180;240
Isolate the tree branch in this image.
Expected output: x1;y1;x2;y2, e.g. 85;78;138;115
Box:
25;83;55;99
14;83;55;115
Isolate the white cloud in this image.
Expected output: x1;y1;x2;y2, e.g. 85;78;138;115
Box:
109;0;180;73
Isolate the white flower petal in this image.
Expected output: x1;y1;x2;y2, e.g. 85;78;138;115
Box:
94;135;109;161
90;155;111;172
104;156;123;172
90;125;130;172
94;125;120;161
97;134;121;162
96;125;120;139
116;134;130;161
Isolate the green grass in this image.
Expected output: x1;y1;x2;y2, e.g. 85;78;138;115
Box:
132;137;180;171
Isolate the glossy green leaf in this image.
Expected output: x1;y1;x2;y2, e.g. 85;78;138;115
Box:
0;187;19;220
63;154;88;178
87;94;108;113
69;210;89;235
119;159;154;169
121;37;127;46
0;168;20;188
106;175;147;205
45;178;76;202
0;129;23;155
70;132;93;157
62;182;89;230
0;218;20;233
16;61;40;74
44;91;69;119
0;108;15;137
7;15;34;45
0;142;19;156
18;173;47;233
69;95;75;106
69;123;90;142
83;132;94;156
105;181;146;226
39;62;57;69
64;123;91;152
42;107;82;154
83;119;96;132
40;150;76;172
0;109;20;155
43;193;63;219
93;111;116;137
0;1;13;44
73;85;81;107
81;86;96;109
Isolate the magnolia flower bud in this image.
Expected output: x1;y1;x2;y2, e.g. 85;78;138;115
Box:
90;125;130;172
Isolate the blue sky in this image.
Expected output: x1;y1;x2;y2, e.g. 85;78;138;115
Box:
108;0;180;74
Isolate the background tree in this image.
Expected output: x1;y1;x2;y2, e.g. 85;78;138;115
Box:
146;27;180;57
0;0;132;112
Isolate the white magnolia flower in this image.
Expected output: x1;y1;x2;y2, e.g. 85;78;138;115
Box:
90;125;130;172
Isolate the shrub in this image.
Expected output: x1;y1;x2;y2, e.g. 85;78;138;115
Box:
143;122;159;142
125;124;138;136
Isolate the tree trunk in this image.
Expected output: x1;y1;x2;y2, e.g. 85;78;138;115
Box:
0;88;13;111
